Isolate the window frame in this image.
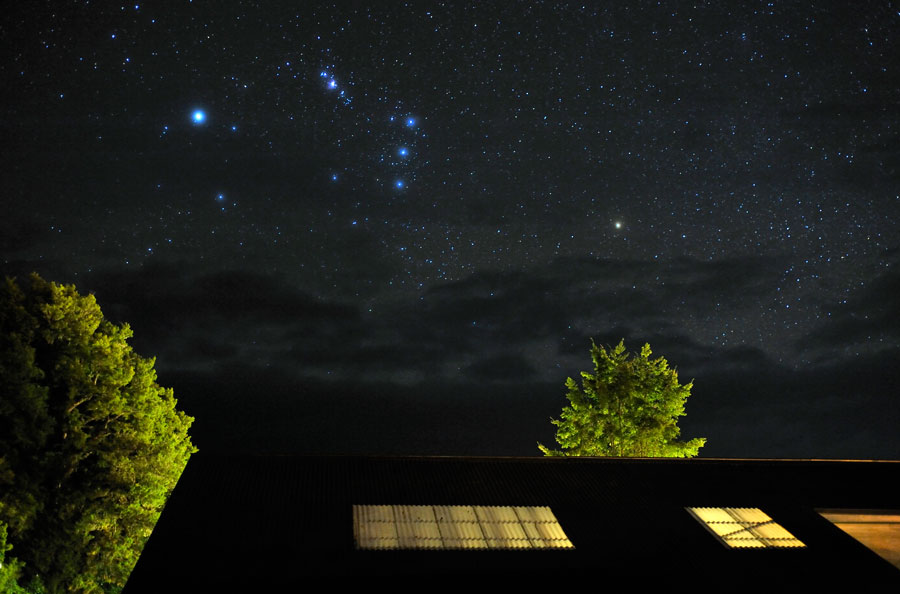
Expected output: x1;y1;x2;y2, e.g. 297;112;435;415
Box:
352;504;575;550
686;507;806;549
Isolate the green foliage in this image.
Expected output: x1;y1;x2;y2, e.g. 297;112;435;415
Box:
1;521;24;593
1;521;45;594
539;339;706;457
0;274;196;593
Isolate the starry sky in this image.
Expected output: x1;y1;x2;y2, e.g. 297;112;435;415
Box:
2;1;899;458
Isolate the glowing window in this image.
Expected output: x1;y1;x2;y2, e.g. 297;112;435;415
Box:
818;510;900;569
353;505;574;550
687;507;806;548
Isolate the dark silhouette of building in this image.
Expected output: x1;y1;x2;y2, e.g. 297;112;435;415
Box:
124;455;900;590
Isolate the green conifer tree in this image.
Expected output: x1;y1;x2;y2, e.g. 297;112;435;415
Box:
0;274;196;593
540;339;705;457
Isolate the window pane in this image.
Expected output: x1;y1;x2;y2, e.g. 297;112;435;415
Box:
687;507;806;549
354;505;574;550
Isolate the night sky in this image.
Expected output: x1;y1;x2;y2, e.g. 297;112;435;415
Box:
3;2;898;458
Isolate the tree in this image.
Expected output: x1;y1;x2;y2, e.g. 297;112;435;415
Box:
539;339;705;457
0;273;196;593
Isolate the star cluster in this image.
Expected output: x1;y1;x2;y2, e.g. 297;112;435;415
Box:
4;3;897;341
2;2;899;456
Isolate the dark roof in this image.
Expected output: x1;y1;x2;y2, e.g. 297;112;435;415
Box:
125;455;900;590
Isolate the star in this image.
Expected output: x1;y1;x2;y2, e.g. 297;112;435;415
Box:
395;180;405;189
398;147;409;157
614;221;622;229
191;110;206;124
405;117;416;127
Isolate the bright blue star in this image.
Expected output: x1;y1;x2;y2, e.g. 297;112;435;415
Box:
395;180;405;189
230;124;238;132
398;147;409;157
405;117;416;127
192;110;206;124
319;70;328;78
216;193;225;201
331;173;339;182
328;79;337;89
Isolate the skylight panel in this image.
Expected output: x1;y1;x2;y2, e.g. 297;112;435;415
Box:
687;507;806;548
353;505;574;550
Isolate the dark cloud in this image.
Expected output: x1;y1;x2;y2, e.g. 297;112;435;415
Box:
690;347;900;459
393;254;778;367
84;263;360;373
327;228;401;297
158;339;900;459
8;251;875;393
465;354;538;382
800;265;900;361
9;251;897;458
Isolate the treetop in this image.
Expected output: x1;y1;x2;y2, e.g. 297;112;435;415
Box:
540;338;705;458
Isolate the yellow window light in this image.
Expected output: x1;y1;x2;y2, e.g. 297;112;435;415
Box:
353;505;574;550
687;507;806;549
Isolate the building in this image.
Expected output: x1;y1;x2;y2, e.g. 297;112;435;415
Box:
124;454;900;590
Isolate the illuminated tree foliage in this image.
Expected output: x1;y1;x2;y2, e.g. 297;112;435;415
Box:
0;274;196;593
540;339;705;458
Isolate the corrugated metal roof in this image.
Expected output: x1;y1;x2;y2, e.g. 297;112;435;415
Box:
125;455;900;590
